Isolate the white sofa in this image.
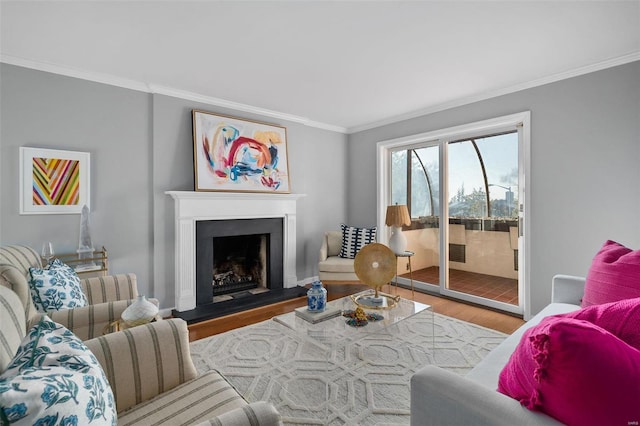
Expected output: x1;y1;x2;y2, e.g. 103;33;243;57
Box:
411;274;586;425
318;231;359;281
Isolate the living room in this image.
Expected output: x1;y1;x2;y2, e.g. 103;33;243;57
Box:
1;0;638;319
1;1;639;424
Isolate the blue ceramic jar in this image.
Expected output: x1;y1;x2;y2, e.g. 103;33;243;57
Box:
307;281;327;312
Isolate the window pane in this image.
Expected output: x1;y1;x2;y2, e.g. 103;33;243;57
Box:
391;150;407;205
476;133;518;218
448;141;487;218
412;147;439;217
448;131;518;219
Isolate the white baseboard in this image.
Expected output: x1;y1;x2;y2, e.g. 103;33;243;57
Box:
297;276;319;286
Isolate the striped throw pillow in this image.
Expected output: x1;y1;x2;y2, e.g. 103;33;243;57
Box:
339;224;376;259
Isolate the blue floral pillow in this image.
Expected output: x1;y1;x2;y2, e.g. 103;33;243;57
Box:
29;259;88;312
0;316;116;425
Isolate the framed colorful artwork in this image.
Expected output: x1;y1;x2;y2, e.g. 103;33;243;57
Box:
19;147;90;214
192;110;291;193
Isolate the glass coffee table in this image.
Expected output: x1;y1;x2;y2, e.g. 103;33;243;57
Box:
265;290;433;424
274;289;431;343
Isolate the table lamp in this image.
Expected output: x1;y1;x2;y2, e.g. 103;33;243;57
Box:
385;204;411;254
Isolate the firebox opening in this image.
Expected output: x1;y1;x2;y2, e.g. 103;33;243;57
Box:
212;234;268;297
195;217;284;308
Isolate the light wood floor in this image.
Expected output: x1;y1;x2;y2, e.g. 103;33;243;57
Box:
188;282;525;342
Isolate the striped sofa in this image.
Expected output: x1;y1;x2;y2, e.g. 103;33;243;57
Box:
0;284;282;425
0;244;143;341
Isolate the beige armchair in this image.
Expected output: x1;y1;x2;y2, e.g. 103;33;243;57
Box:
0;244;142;340
318;231;359;281
0;285;281;425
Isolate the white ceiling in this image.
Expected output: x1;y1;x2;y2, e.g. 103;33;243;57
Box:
1;1;639;133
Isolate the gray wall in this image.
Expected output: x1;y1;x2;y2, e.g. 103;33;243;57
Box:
348;61;640;317
0;64;348;309
150;94;348;307
0;65;154;288
3;61;638;315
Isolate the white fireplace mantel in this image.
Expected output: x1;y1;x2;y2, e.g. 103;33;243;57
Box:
166;191;306;312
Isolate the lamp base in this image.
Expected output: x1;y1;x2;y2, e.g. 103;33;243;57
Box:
388;226;407;255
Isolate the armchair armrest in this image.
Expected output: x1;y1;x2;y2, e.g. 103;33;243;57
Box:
81;273;138;304
84;318;197;413
48;299;137;340
196;401;282;426
411;366;561;425
551;274;585;305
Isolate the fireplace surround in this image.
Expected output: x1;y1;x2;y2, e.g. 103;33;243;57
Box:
196;217;283;305
166;191;305;319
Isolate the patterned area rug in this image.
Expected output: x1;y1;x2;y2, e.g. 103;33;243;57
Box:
190;310;507;425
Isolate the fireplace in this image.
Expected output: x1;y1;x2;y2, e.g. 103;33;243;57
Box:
212;234;266;295
195;218;283;306
167;191;306;323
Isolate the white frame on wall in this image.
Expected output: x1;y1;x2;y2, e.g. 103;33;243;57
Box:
19;147;90;215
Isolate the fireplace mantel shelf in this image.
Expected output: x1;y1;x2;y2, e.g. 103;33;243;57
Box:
167;191;306;201
166;190;306;312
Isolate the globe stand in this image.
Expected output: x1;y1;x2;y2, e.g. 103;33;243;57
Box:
351;289;400;310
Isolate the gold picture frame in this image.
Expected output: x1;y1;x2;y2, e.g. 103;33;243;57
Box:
192;110;291;193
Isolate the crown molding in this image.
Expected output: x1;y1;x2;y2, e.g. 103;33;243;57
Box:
0;54;151;93
346;51;640;134
0;53;347;134
148;84;347;133
2;51;637;136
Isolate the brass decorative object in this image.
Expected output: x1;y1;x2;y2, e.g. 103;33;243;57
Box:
353;243;399;309
350;290;400;310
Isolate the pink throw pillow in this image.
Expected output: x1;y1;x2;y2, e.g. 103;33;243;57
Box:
561;296;640;350
582;240;640;307
498;317;640;425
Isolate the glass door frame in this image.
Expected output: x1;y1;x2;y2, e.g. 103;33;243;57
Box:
376;112;531;319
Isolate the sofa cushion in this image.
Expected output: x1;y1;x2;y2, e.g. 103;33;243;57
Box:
28;259;88;312
582;240;640;307
0;246;42;322
117;370;247;425
0;287;26;374
318;256;356;273
194;401;281;426
561;296;640;350
498;316;640;425
339;224;376;259
0;316;116;425
326;231;343;257
465;302;580;390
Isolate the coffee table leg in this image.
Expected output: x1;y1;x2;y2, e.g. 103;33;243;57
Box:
393;255;399;294
408;255;414;299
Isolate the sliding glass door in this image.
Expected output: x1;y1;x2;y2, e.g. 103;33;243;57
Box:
391;144;441;286
444;132;520;309
381;113;528;316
